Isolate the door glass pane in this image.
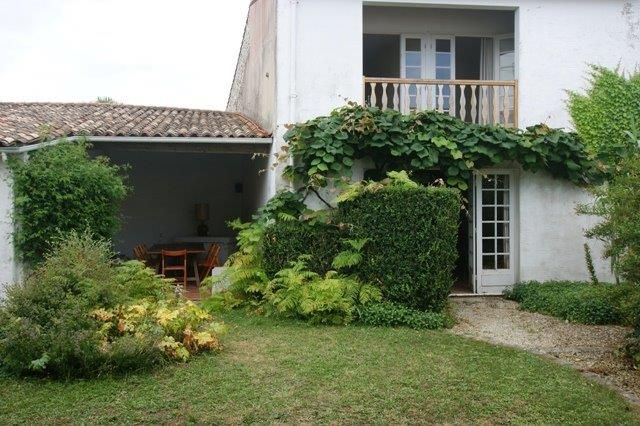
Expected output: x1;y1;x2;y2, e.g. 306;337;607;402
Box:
483;223;495;237
406;38;421;51
497;255;510;269
482;175;496;189
496;207;509;221
436;52;451;67
483;239;495;254
496;190;509;205
496;175;510;189
499;38;514;53
406;52;421;67
496;238;510;253
482;190;495;204
483;255;496;269
406;67;421;79
436;68;451;79
436;39;451;52
482;207;495;221
496;223;509;237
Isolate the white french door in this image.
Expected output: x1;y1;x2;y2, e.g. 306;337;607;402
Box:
400;35;455;113
474;170;517;294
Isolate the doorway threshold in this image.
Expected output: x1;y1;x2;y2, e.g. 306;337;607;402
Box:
449;292;502;298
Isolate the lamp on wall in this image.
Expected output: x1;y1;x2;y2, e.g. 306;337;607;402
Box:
195;203;210;237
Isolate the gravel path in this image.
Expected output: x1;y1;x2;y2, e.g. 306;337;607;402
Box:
449;297;640;404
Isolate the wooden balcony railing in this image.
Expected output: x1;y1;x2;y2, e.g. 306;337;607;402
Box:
363;77;518;127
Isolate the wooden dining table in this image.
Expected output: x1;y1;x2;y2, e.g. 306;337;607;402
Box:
147;242;206;256
147;243;206;284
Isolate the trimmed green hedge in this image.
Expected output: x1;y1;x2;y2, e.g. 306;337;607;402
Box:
357;301;452;329
336;186;460;311
504;281;640;325
262;221;342;277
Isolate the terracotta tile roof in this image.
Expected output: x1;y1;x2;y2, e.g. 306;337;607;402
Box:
0;102;271;146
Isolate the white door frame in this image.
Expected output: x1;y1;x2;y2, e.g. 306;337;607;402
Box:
474;169;519;294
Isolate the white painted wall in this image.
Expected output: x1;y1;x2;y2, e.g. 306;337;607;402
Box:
0;160;20;297
101;149;264;259
518;171;614;283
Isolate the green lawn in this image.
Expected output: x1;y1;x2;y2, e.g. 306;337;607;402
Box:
1;312;638;425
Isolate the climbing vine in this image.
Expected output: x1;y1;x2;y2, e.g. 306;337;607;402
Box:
281;103;601;190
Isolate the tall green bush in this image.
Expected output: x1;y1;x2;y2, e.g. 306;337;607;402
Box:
335;175;460;311
568;66;640;167
8;140;129;265
262;220;342;277
579;154;640;283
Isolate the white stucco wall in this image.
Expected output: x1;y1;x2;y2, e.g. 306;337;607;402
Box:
0;160;21;297
518;171;614;283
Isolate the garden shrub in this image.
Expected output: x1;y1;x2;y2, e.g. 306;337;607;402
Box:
504;281;640;325
262;220;342;277
356;301;452;330
218;190;307;307
8;140;129;265
578;154;640;283
0;232;225;378
335;174;460;311
264;257;382;325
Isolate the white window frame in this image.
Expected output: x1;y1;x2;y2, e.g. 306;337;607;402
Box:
429;35;456;81
493;34;515;81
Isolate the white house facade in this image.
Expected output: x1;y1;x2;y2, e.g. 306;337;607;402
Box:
228;0;640;293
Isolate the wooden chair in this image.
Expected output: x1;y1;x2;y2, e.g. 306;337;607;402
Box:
197;244;220;285
133;244;159;272
161;249;188;289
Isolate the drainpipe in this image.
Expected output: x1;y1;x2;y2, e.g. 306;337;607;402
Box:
289;0;298;125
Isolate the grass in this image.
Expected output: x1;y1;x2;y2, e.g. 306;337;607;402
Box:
1;311;638;425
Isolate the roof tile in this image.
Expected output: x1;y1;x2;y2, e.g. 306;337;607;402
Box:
0;102;271;146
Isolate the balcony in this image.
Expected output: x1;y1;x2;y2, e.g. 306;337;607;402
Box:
363;78;518;127
362;5;517;127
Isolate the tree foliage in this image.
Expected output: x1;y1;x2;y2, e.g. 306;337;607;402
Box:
282;104;600;190
568;65;640;169
578;154;640;283
8;140;129;265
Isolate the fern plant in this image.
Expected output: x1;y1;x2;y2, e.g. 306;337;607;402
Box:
332;238;369;270
263;256;381;325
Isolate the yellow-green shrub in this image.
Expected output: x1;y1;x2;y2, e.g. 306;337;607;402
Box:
0;232;226;378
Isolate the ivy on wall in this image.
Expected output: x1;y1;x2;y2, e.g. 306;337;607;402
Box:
281;103;601;190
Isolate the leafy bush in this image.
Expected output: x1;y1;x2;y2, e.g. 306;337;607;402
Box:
568;66;640;169
262;220;342;277
336;174;460;311
356;301;452;330
218;191;307;306
264;257;382;325
8;140;129;265
504;281;640;325
0;232;225;378
578;154;640;283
